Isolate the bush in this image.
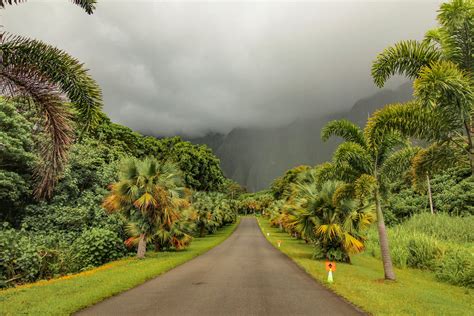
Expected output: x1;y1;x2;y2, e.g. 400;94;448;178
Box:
69;228;126;272
401;213;474;244
0;228;41;286
385;168;474;222
406;235;443;270
435;246;474;288
366;213;473;288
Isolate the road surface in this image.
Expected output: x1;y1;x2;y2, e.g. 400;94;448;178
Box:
77;217;364;316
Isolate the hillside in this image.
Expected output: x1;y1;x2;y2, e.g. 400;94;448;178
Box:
191;82;413;191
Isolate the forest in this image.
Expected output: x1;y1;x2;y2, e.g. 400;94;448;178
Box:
0;0;472;315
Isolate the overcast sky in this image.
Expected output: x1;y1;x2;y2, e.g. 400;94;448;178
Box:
2;0;442;137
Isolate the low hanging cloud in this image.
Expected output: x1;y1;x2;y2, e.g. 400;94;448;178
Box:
2;0;442;137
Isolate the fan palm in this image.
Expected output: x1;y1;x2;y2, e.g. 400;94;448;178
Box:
192;193;217;237
370;0;473;177
0;1;102;198
322;119;419;279
287;181;375;262
103;158;184;258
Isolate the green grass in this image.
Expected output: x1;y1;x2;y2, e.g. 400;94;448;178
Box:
257;217;473;316
0;220;239;316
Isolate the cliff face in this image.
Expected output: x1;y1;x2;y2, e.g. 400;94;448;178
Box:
191;82;413;191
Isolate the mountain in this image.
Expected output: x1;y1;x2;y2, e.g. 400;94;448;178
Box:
190;82;413;191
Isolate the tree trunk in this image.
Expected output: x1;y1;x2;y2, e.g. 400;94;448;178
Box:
200;224;206;237
464;120;473;175
137;234;147;259
427;174;434;215
154;240;160;252
374;190;396;280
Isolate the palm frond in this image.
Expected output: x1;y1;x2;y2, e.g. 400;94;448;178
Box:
380;146;421;182
0;0;97;14
414;60;473;120
321;119;365;146
1;34;103;132
411;143;468;188
365;101;455;148
354;174;377;202
371;40;442;87
333;142;373;174
0;65;73;198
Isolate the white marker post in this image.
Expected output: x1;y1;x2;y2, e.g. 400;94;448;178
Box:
327;269;333;283
325;261;336;283
267;232;270;236
277;240;282;248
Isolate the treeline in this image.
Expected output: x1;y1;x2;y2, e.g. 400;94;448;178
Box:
0;98;243;287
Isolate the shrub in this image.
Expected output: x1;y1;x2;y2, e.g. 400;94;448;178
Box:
435;247;474;288
366;214;473;288
406;235;443;270
0;228;41;286
401;213;474;244
69;228;126;272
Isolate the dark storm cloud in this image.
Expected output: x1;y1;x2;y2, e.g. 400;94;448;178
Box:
2;0;442;136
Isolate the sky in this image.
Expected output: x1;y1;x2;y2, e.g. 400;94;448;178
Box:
2;0;442;137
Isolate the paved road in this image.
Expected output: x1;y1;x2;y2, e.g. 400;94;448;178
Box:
78;218;364;316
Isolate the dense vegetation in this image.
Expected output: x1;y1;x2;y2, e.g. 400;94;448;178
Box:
0;0;472;311
257;0;473;286
0;1;241;288
0;97;241;287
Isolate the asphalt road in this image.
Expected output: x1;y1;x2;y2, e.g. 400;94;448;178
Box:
77;217;364;316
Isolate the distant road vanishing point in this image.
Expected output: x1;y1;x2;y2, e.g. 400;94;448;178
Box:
77;218;364;316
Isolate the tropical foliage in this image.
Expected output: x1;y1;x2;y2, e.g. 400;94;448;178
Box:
285;181;375;262
0;2;103;198
369;0;473;179
103;159;186;258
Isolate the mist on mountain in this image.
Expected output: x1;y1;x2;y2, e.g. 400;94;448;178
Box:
190;82;413;191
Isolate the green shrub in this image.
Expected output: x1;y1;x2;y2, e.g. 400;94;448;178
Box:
406;235;443;270
366;213;473;288
0;228;41;286
69;228;126;272
435;247;474;288
401;213;473;244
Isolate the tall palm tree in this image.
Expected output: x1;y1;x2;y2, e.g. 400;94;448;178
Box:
370;0;473;177
0;0;102;198
322;119;419;279
103;158;184;258
287;181;375;263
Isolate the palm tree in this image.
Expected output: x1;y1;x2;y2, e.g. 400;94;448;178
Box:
192;193;216;237
103;158;184;258
0;0;97;13
322;119;419;279
287;181;375;263
0;0;102;198
370;0;473;177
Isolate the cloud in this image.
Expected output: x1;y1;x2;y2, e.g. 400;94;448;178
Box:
2;0;442;136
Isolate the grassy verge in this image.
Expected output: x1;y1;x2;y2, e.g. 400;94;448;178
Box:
257;217;473;316
0;220;239;315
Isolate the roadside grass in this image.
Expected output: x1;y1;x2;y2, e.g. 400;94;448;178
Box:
257;217;473;316
0;220;239;316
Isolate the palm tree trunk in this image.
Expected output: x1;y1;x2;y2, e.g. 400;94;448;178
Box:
463;120;474;175
427;174;434;215
137;234;147;259
374;190;396;280
199;224;206;237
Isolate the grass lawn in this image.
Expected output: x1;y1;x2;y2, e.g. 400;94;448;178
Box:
0;220;239;316
257;217;473;316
